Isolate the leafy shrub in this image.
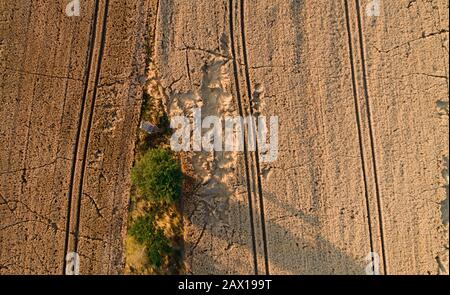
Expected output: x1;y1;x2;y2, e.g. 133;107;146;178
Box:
129;214;173;268
147;229;173;268
131;148;182;203
128;210;158;245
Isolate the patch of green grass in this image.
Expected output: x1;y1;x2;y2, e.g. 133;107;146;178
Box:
131;148;183;203
129;213;173;269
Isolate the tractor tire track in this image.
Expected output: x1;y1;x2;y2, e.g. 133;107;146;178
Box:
343;0;387;274
343;0;377;273
239;0;270;275
228;0;270;275
354;0;387;274
73;0;110;254
228;0;258;275
62;0;110;273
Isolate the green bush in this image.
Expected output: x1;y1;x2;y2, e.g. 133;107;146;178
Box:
129;214;172;268
131;148;182;203
147;229;173;268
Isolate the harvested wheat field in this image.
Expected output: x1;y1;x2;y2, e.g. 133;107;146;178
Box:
1;0;149;274
1;0;448;275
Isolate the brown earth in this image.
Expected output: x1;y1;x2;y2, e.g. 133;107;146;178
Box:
1;0;449;274
1;0;149;274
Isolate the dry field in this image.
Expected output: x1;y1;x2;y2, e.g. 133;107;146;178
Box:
1;0;149;274
1;0;449;274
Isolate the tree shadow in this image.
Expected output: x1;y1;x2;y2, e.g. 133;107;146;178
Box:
182;188;366;274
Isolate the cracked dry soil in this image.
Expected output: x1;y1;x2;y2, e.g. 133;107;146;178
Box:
1;0;449;274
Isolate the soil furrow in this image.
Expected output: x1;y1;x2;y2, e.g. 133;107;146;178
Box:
239;0;270;275
62;0;106;273
228;0;258;274
354;0;387;273
73;0;110;255
343;0;376;273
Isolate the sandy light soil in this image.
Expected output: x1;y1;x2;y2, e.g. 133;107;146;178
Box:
154;0;449;275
